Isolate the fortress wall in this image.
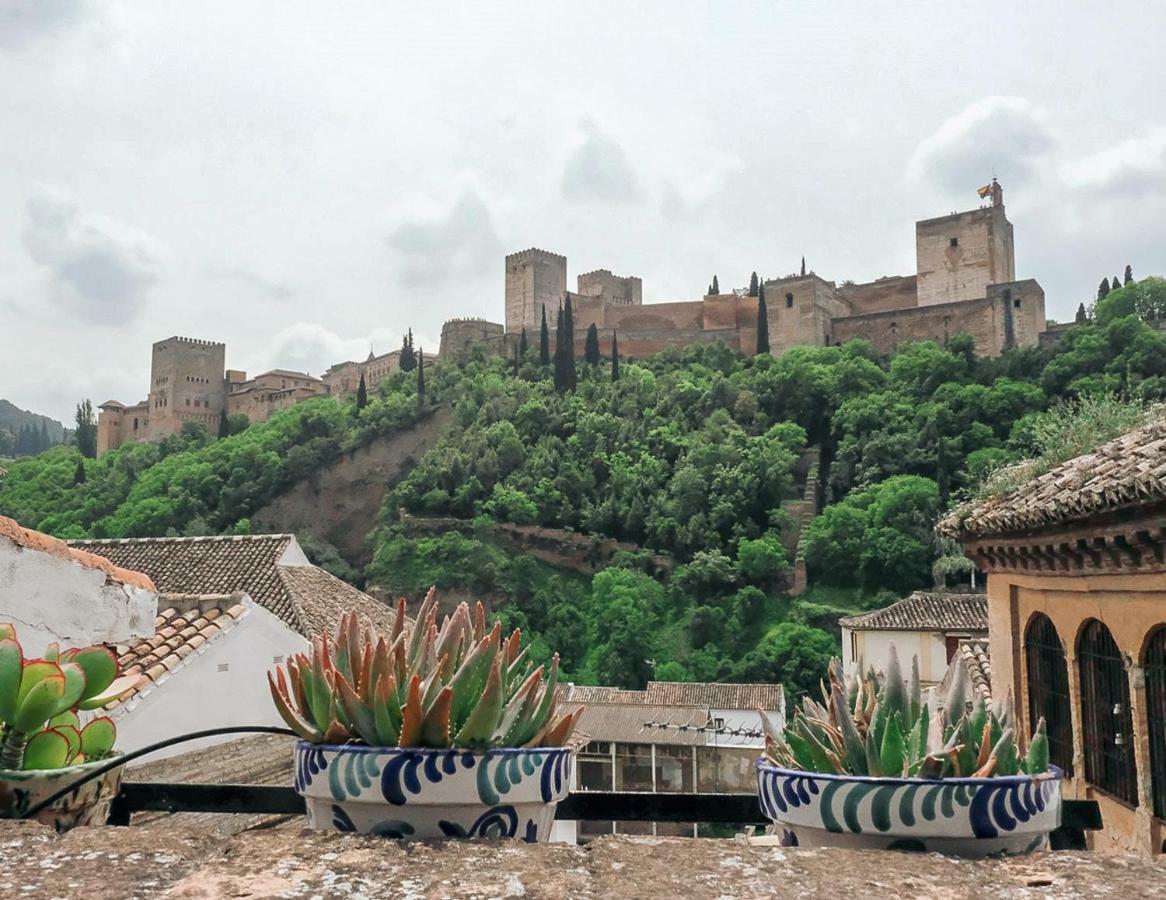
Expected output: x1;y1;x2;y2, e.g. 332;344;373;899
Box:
766;276;837;353
440;319;504;362
569;294;607;331
838;275;918;315
505;249;566;334
146;337;226;439
576;270;642;306
604;299;704;332
988;279;1046;350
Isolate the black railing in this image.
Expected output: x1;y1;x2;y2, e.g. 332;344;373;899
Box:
1077;619;1137;805
106;782;1102;850
1025;613;1074;775
1144;625;1166;819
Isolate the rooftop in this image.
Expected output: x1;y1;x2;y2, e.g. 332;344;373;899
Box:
0;515;156;592
105;593;249;711
939;416;1166;539
838;591;987;632
68;534;394;637
2;821;1161;898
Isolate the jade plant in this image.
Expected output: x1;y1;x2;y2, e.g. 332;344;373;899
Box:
269;589;582;749
760;646;1050;779
0;624;133;771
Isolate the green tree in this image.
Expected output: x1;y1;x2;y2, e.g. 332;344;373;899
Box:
356;373;368;411
748;271;759;297
711;275;719;294
584;323;601;365
1098;278;1111;300
736;534;789;587
1124;264;1133;285
611;332;620;381
539;306;550;365
74;400;97;459
519;327;528;357
732;622;836;703
399;329;417;371
73;458;86;485
756;286;770;355
416;348;425;405
1075;302;1088;325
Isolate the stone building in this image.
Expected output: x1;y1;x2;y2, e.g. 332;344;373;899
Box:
97;337;328;455
940;416;1166;855
502;180;1046;361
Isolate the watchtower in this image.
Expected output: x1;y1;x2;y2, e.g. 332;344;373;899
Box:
146;336;227;438
915;180;1015;307
505;248;567;334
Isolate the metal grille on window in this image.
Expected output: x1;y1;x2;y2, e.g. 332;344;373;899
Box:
1144;625;1166;819
1024;613;1074;775
1077;619;1137;805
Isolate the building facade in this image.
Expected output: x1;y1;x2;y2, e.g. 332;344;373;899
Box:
942;417;1166;855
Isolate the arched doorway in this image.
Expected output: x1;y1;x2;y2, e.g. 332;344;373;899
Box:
1077;620;1136;804
1024;613;1073;774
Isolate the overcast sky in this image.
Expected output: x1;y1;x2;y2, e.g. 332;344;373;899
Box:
3;1;1165;423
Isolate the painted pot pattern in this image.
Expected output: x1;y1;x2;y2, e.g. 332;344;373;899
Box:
755;761;1062;857
0;757;124;832
294;742;573;840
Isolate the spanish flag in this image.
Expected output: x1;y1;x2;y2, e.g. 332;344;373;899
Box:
977;183;994;199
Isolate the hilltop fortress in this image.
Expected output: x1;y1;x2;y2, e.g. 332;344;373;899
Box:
97;182;1046;455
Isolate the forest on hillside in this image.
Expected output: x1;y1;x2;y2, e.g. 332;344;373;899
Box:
1;276;1164;701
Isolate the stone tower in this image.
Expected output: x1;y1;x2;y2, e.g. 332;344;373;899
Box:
505;248;567;334
914;182;1015;307
145;336;227;439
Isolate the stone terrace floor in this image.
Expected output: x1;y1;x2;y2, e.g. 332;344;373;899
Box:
3;821;1166;899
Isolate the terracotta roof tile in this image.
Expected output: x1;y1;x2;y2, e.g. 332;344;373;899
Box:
0;515;155;591
563;681;784;713
106;593;250;710
838;592;987;632
959;638;992;701
68;534;390;638
939;416;1166;539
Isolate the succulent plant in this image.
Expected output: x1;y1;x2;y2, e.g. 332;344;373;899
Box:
0;623;134;771
269;589;582;750
760;645;1051;779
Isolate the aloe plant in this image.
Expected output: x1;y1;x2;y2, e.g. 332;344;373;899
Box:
0;623;134;771
760;645;1051;779
269;589;582;750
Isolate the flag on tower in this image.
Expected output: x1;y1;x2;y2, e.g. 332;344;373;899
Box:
976;183;993;199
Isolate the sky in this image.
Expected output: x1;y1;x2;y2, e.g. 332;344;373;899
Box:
2;1;1165;424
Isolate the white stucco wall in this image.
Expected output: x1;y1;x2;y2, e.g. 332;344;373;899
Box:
842;627;951;685
278;537;311;566
114;599;310;762
0;537;156;655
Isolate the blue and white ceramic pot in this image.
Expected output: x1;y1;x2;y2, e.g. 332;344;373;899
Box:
755;761;1063;857
0;756;123;832
294;742;574;840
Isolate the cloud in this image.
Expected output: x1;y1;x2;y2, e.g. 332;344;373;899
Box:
910;96;1054;191
22;186;168;325
386;188;503;289
561;119;640;202
0;0;86;50
1060;127;1166;198
204;265;293;302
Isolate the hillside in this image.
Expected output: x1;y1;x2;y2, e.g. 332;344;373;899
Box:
0;399;66;457
1;277;1163;698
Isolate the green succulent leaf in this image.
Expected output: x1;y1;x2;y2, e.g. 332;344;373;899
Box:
23;728;70;770
0;637;22;724
60;646;117;702
13;670;65;733
79;717;117;760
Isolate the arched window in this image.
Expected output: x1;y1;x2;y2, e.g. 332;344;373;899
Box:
1144;626;1166;819
1077;620;1136;804
1024;614;1073;774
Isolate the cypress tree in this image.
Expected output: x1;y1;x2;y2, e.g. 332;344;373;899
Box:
801;256;806;277
512;347;519;377
611;331;620;382
74;399;97;459
1098;278;1110;300
217;410;230;438
711;275;719;294
356;373;368;411
399;329;416;372
564;296;577;390
584;323;601;365
756;286;770;355
73;458;86;485
416;348;425;405
553;307;567;393
1124;264;1134;285
1112;276;1122;293
519;327;528;357
748;272;759;297
539;306;550;365
1075;302;1088;325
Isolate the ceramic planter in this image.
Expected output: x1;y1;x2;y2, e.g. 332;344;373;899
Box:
755;761;1062;857
294;742;574;840
0;757;124;831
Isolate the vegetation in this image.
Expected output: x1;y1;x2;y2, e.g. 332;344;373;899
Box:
269;595;580;749
761;648;1050;779
0;624;131;771
3;275;1165;698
